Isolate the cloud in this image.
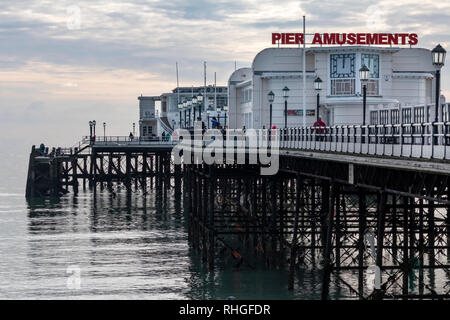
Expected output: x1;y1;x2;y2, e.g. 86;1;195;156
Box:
0;0;450;148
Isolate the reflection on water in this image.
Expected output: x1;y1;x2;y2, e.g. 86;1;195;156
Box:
0;187;341;299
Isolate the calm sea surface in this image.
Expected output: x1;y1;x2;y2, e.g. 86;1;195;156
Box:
0;184;333;299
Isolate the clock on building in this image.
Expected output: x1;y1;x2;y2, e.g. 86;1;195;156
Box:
330;54;355;78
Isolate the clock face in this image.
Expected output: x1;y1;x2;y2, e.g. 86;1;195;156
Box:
330;54;355;78
361;54;379;78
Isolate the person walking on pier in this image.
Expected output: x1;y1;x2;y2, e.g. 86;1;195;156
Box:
211;117;219;129
313;116;326;141
39;143;45;155
129;132;134;141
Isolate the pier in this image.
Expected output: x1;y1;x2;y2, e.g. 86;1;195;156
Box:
25;122;450;300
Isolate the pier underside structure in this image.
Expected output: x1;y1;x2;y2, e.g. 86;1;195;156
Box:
25;139;450;300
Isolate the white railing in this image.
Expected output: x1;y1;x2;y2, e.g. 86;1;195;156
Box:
52;121;450;161
277;122;450;160
89;136;178;146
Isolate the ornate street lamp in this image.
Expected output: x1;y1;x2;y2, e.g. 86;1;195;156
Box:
103;122;106;141
197;93;204;120
432;44;446;122
314;77;322;122
432;44;446;145
178;102;183;128
187;99;192;127
359;65;369;143
183;100;187;128
192;96;198;125
89;121;93;141
267;91;275;128
282;86;289;128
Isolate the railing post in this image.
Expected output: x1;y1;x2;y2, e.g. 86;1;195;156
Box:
431;122;435;158
361;124;365;144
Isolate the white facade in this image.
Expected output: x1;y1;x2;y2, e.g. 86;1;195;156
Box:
228;46;442;129
156;86;228;130
138;95;158;137
138;86;228;137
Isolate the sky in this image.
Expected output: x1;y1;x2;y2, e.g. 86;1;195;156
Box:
1;0;450;157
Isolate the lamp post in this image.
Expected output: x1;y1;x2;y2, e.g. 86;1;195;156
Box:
187;99;192;128
182;100;187;128
133;122;135;136
268;90;275;128
223;105;228;127
283;86;289;128
359;65;369;143
314;77;322;122
192;96;198;125
92;120;96;142
197;93;203;121
432;44;446;145
178;102;183;128
89;121;93;142
103;122;106;141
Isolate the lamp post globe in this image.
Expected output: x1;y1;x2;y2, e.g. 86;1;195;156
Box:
359;65;370;82
282;86;290;99
314;77;323;91
267;91;275;103
432;44;446;67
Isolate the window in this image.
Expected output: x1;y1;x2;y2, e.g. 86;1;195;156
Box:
361;54;379;78
370;111;378;125
330;54;356;96
366;80;379;96
143;126;147;136
331;79;355;95
361;54;380;96
241;88;252;103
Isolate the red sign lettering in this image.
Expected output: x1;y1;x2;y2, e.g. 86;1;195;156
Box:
271;33;419;46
